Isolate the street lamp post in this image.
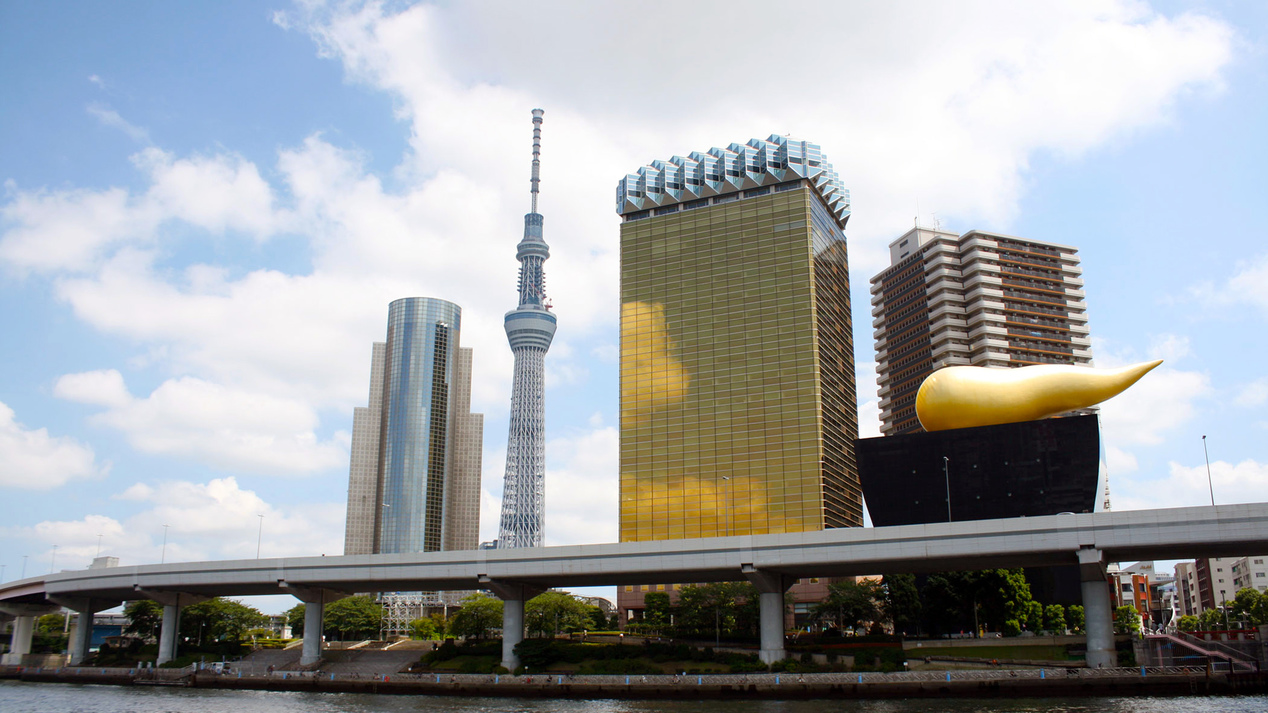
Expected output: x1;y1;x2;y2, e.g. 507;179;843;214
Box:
21;555;27;579
95;533;103;559
721;476;732;536
256;514;265;559
49;545;57;574
1202;435;1215;507
943;456;952;523
161;525;170;564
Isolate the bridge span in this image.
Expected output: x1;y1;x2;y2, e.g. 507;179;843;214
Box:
3;503;1267;670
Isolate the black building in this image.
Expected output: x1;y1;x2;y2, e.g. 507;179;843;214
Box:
857;414;1104;604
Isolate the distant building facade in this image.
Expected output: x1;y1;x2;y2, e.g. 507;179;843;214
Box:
869;227;1092;436
614;134;859;621
343;297;483;556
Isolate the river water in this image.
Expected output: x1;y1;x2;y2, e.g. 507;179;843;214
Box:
2;682;1267;713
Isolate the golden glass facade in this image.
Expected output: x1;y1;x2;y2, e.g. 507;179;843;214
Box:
619;185;860;543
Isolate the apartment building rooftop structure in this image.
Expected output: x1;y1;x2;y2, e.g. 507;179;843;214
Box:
869;226;1092;436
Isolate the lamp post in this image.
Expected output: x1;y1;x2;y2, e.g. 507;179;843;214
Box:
721;476;732;536
256;514;265;559
161;524;169;564
21;555;27;579
95;533;103;559
943;456;952;523
49;545;57;574
1202;435;1215;507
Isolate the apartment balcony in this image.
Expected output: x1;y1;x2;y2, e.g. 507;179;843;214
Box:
1065;288;1087;299
928;302;966;321
931;341;971;360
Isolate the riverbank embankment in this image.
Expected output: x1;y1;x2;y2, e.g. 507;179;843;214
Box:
4;665;1267;699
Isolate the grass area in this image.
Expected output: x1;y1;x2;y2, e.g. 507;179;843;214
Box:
909;645;1071;661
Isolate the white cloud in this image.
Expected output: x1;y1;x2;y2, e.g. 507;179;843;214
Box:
543;426;619;546
20;476;345;570
1094;335;1212;447
1191;253;1268;315
0;401;106;489
55;370;347;475
1235;378;1268;408
855;361;882;439
1113;458;1268;511
87;103;149;143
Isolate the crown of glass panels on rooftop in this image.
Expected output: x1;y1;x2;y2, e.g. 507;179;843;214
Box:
615;134;850;228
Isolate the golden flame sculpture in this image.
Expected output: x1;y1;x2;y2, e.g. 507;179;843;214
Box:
915;360;1162;432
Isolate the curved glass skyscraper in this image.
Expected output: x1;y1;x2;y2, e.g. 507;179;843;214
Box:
343;296;483;558
378;297;462;553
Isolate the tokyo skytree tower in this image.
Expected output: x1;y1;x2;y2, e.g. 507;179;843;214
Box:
498;108;557;548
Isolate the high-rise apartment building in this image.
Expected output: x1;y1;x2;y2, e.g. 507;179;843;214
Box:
615;134;859;541
343;297;483;556
498;109;557;549
870;227;1092;435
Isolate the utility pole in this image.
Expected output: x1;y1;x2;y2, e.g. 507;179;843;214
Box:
1202;435;1215;506
943;456;952;522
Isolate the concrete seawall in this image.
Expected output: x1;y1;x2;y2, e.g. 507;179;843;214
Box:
4;666;1267;699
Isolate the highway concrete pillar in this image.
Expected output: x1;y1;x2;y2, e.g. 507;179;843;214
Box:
70;605;95;665
5;616;35;663
302;600;324;666
0;602;61;665
157;604;181;665
1078;547;1117;668
480;578;542;673
133;589;206;666
278;583;348;667
502;598;525;671
743;566;791;665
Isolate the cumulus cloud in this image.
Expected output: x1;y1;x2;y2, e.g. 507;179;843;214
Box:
1094;335;1211;459
19;476;345;570
1113;458;1268;512
55;370;347;474
0;401;106;489
542;426;619;546
1191;253;1268;316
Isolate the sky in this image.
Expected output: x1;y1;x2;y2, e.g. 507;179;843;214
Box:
1;0;1267;615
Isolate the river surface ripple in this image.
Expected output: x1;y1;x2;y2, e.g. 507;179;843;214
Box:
3;681;1268;713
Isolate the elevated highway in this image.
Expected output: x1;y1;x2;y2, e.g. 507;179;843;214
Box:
4;503;1267;670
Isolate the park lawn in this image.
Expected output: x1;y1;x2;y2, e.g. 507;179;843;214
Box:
910;645;1071;661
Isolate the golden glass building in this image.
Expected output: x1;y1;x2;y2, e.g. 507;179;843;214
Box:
616;136;861;546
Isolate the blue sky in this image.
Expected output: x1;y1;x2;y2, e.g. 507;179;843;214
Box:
1;1;1266;613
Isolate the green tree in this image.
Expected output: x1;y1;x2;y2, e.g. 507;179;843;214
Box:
409;616;441;640
323;595;383;641
812;580;883;633
1113;605;1141;636
674;582;761;639
1176;614;1200;632
882;574;921;636
449;593;503;640
1066;605;1084;633
642;592;672;629
1228;587;1266;626
525;591;591;638
586;606;608;631
1023;600;1043;633
1199;607;1227;630
285;603;305;638
1043;604;1066;633
180;598;267;645
919;569;1034;636
124;600;164;641
37;612;68;634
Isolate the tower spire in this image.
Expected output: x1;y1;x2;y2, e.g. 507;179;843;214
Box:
530;108;543;214
499;108;557;549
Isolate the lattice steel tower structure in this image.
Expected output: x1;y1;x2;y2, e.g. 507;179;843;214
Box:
498;108;557;548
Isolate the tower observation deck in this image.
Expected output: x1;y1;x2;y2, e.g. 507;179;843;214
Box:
498;108;556;548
